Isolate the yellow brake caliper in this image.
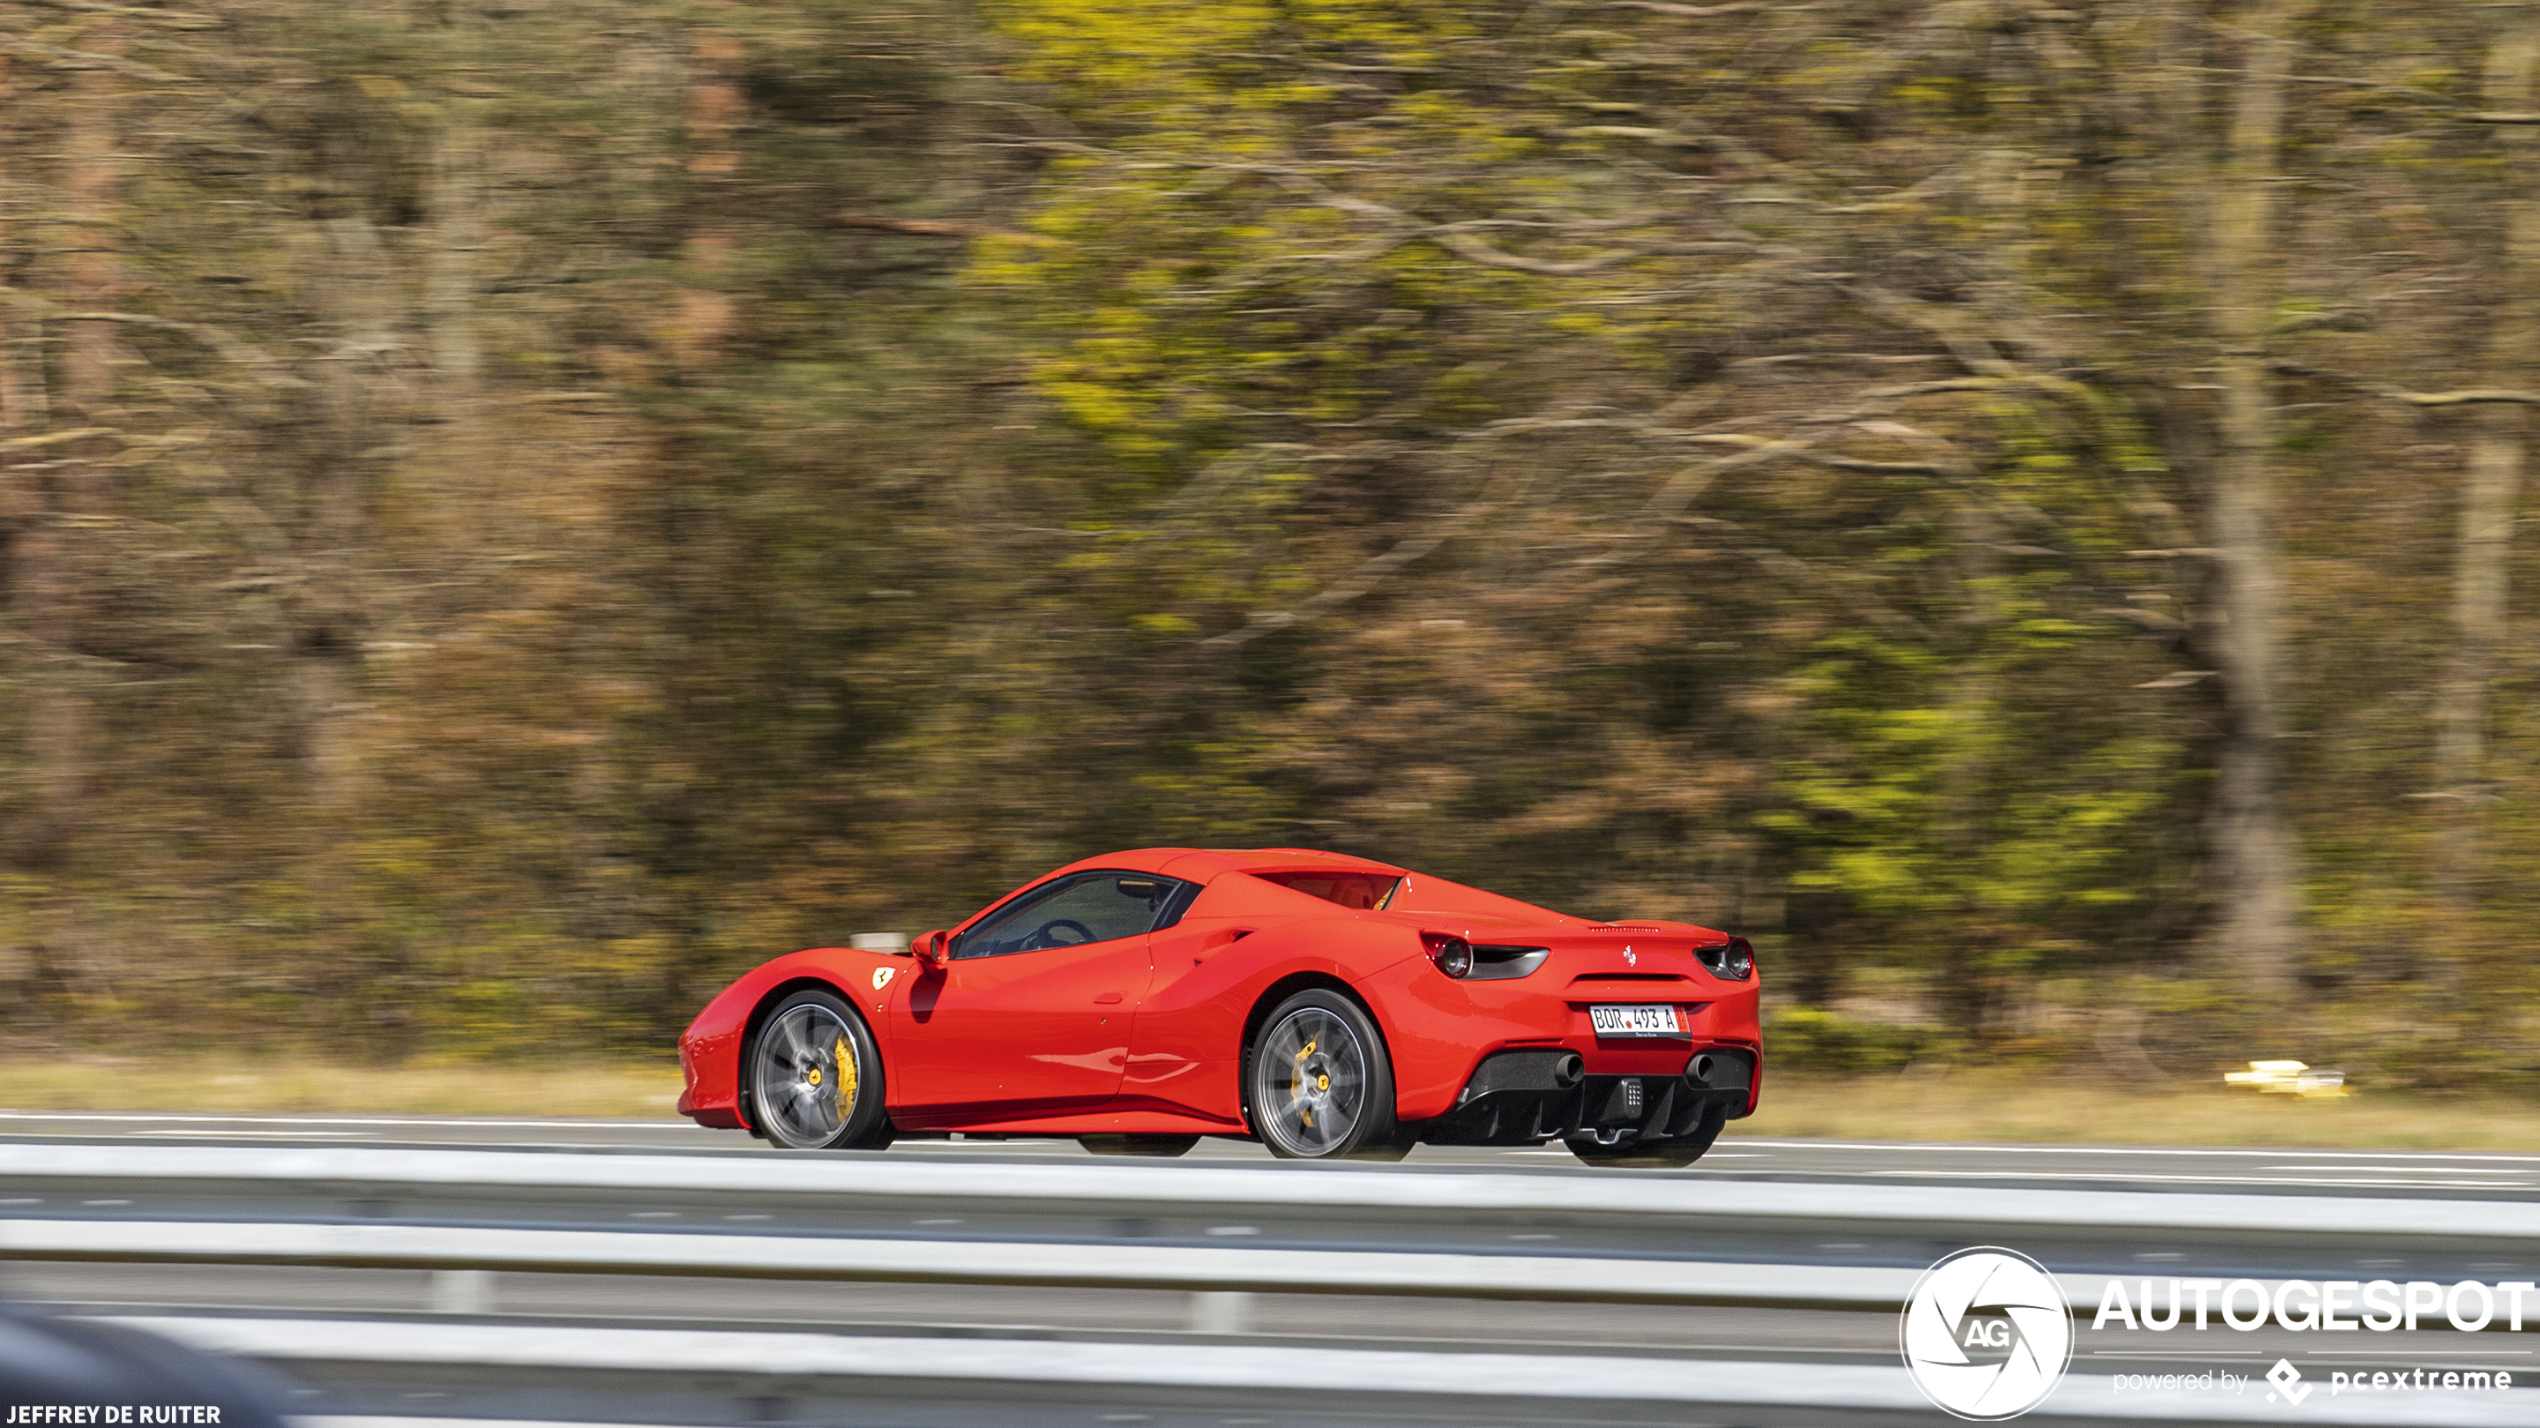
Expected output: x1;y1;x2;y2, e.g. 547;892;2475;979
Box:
834;1034;858;1117
1292;1037;1316;1127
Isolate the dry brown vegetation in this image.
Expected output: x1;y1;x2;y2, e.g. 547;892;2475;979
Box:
2;2;2539;1090
3;1058;2531;1154
1744;1075;2540;1152
0;1056;682;1118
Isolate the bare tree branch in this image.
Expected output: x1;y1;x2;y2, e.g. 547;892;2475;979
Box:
1733;353;1960;370
1681;431;1959;476
2270;359;2540;406
18;0;223;27
1597;1;1772;15
0;426;116;452
2397;388;2540;406
0;36;190;82
1562;124;1712;149
830;214;1044;242
45;309;305;387
1431;231;1642;277
1204;507;1492;646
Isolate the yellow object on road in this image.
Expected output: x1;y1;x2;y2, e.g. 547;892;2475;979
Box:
2223;1060;2349;1098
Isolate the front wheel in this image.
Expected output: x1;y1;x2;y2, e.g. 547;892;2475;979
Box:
1566;1102;1726;1168
748;989;893;1150
1245;989;1405;1160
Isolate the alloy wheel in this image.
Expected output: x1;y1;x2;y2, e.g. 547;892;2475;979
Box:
753;1001;860;1148
1254;1005;1368;1156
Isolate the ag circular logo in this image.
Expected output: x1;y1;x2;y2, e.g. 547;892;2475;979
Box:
1900;1247;2074;1420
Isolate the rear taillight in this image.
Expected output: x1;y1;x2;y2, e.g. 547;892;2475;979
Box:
1421;931;1475;979
1696;936;1754;981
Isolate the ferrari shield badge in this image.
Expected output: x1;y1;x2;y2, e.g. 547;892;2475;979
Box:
871;967;896;991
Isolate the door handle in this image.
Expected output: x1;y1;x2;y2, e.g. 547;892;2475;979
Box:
1195;928;1256;962
1094;991;1123;1005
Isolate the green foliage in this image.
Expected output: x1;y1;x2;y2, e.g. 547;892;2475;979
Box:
0;0;2534;1086
1766;1007;1960;1075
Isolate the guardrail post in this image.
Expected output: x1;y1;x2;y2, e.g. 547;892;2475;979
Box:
431;1268;494;1315
1189;1290;1252;1334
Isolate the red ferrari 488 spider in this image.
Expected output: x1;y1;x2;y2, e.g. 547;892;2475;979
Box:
676;848;1760;1166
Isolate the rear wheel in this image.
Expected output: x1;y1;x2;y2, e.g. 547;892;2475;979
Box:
1565;1102;1726;1168
1245;989;1405;1161
1079;1134;1200;1158
748;989;893;1150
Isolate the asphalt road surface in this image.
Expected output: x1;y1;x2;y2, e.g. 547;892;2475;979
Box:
3;1108;2533;1199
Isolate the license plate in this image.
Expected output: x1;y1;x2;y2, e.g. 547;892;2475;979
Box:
1590;1004;1683;1037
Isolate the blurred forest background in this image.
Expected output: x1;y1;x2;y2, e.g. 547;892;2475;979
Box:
3;0;2538;1087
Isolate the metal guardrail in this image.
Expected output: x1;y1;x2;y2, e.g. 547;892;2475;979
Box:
121;1316;2540;1428
10;1144;2538;1427
0;1216;2340;1314
0;1216;1921;1308
7;1143;2539;1242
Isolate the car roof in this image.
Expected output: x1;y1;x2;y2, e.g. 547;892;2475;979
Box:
1044;847;1412;882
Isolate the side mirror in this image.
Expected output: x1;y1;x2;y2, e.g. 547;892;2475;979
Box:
919;930;951;969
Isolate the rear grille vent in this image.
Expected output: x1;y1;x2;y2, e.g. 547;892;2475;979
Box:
1466;945;1549;981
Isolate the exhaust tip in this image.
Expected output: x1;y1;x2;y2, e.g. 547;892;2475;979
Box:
1687;1053;1716;1086
1552;1052;1584;1088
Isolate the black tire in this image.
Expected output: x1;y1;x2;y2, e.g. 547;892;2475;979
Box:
747;988;894;1150
1079;1134;1201;1158
1244;988;1405;1161
1565;1102;1727;1168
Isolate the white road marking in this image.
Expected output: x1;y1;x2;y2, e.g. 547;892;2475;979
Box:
1725;1138;2540;1164
0;1111;688;1129
1866;1169;2534;1190
300;1418;731;1428
2265;1164;2506;1174
128;1129;379;1138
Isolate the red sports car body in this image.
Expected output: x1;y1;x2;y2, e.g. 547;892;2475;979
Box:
677;847;1760;1165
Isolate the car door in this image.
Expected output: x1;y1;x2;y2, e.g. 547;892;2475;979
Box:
1129;866;1402;1118
889;871;1183;1120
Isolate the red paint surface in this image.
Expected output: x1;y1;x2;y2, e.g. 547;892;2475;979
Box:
677;846;1764;1138
890;933;1153;1126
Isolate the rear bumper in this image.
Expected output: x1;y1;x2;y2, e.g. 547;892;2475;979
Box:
1369;949;1763;1120
1421;1045;1756;1146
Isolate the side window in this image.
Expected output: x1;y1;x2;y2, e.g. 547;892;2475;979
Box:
955;872;1195;958
1252;870;1401;911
